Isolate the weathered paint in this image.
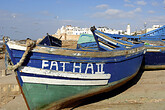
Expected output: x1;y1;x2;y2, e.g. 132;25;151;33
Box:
7;41;145;58
144;65;165;70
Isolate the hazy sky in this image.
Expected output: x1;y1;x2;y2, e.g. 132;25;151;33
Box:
0;0;165;40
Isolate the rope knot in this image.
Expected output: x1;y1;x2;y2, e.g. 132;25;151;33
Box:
26;38;35;48
7;38;36;70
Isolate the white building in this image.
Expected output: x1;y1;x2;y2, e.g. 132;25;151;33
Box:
126;24;131;35
55;25;127;36
97;27;123;34
55;25;92;36
146;25;163;32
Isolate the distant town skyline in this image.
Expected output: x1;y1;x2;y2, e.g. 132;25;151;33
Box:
0;0;165;40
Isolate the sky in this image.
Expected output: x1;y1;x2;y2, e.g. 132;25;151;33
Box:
0;0;165;40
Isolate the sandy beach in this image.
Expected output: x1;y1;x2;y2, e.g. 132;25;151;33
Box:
0;53;165;110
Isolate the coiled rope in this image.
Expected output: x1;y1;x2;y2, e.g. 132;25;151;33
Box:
7;38;36;70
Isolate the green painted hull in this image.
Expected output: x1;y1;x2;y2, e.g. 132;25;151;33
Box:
22;83;98;110
21;71;137;110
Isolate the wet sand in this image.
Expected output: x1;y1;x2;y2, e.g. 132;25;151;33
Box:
0;54;165;110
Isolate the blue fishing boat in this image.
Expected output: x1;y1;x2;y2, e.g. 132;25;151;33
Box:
92;26;165;70
141;40;165;69
4;31;144;110
90;26;137;50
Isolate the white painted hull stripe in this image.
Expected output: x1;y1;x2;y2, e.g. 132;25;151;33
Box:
7;41;27;51
99;42;113;50
21;76;109;85
146;49;161;52
19;66;111;80
95;33;117;45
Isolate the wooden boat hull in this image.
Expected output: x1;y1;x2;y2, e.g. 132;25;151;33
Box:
21;71;138;110
5;41;144;110
143;46;165;69
102;32;165;70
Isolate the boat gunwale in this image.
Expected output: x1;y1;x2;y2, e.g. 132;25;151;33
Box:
144;64;165;70
145;46;165;52
7;41;145;58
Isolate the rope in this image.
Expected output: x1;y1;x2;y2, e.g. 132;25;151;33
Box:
7;38;36;70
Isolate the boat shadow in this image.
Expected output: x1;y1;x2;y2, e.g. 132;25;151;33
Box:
73;67;144;109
